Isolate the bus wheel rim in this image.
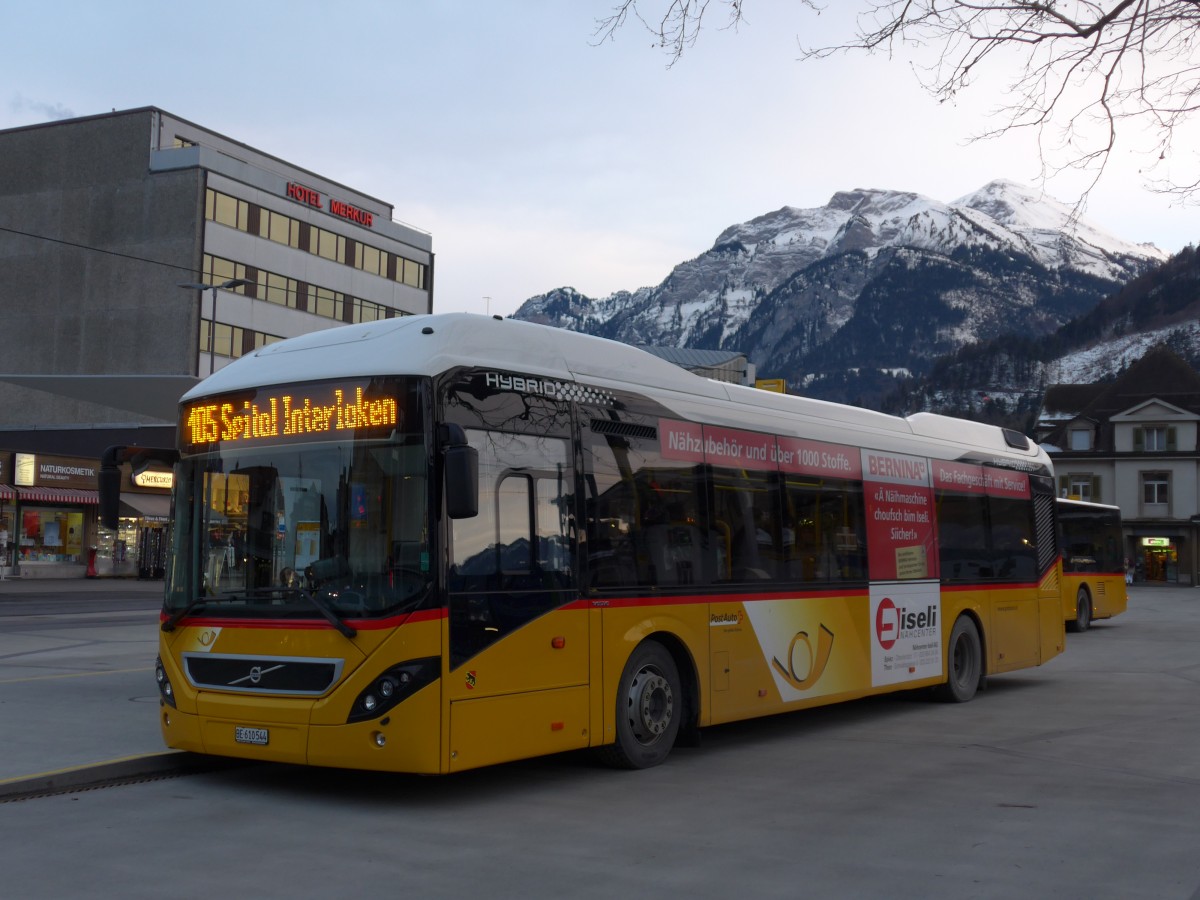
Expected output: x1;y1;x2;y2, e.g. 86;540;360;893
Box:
952;635;971;684
629;668;673;742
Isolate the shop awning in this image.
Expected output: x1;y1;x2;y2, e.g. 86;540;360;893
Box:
17;486;100;505
0;484;13;501
120;492;172;520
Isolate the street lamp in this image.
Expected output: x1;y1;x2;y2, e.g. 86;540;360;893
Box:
178;278;253;375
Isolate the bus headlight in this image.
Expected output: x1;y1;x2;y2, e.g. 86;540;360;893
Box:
348;657;439;723
155;656;177;708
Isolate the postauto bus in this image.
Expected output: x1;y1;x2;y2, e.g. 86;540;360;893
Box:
1057;498;1128;632
101;314;1065;773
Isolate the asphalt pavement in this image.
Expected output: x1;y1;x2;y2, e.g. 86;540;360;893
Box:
1;579;1195;803
0;577;213;799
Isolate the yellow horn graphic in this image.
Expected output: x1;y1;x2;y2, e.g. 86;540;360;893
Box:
771;624;835;691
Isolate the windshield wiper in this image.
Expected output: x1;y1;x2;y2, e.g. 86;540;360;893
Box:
162;597;209;632
161;589;357;639
286;586;357;639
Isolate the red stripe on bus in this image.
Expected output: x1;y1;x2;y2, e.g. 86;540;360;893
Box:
159;606;448;631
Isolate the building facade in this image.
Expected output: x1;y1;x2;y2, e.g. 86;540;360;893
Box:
0;108;434;577
1037;347;1200;585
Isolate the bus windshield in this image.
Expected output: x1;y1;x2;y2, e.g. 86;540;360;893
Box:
166;377;431;621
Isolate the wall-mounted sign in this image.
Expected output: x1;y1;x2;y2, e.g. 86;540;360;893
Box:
14;453;99;489
133;470;175;490
285;182;374;228
15;453;35;486
1141;537;1171;547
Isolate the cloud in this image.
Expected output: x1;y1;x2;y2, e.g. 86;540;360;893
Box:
9;94;75;121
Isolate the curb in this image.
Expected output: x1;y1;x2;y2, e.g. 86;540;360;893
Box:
0;751;250;802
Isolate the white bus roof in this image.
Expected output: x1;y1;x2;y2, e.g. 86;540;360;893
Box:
1056;498;1121;512
183;313;1049;469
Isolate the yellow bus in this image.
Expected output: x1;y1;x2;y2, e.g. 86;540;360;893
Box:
101;314;1064;772
1057;498;1128;632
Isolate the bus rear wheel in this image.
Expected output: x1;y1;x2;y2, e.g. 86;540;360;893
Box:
1068;588;1092;633
597;641;682;769
934;615;982;703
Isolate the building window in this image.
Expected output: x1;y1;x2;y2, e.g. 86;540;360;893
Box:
1068;428;1092;450
312;286;343;320
1063;474;1099;502
1142;472;1170;514
400;257;425;289
18;507;85;563
199;322;282;362
202;254;400;325
210;192;250;230
205;188;427;289
1135;426;1176;452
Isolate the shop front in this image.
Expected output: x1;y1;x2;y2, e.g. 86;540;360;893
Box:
6;452;100;578
1;454;15;576
1134;533;1187;584
94;465;173;579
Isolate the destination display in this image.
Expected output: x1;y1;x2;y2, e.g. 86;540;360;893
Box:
180;379;400;451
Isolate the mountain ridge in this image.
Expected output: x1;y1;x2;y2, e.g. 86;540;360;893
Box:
512;180;1167;407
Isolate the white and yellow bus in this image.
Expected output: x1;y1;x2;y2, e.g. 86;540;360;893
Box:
1057;498;1128;632
102;314;1065;772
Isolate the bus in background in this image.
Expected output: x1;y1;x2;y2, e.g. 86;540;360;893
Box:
101;314;1065;774
1057;498;1128;632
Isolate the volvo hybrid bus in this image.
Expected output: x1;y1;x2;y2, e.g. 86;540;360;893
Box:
101;313;1065;773
1057;498;1128;632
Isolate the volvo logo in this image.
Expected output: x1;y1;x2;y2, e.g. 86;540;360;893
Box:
229;664;285;686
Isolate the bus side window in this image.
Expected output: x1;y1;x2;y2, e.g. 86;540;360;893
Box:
989;496;1036;581
581;413;706;590
784;476;866;583
711;468;780;582
937;492;990;581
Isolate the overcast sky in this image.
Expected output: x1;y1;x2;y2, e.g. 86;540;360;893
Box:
3;1;1196;317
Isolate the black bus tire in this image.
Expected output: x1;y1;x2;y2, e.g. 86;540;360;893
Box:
935;615;982;703
596;641;682;769
1068;587;1092;633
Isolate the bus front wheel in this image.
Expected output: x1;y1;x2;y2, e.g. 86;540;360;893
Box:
935;615;982;703
1067;588;1092;633
598;641;682;769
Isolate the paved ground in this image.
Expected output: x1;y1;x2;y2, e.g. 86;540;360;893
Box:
0;577;175;794
0;583;1197;899
0;580;1195;796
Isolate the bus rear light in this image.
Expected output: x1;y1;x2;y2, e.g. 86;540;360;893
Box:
348;657;440;723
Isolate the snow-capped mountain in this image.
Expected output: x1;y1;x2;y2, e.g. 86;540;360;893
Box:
512;180;1167;406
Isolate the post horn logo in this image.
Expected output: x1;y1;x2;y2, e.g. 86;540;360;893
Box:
772;624;835;691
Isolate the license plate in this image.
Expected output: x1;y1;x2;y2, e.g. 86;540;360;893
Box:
234;726;269;746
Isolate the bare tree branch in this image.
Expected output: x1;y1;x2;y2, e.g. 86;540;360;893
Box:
594;1;1200;202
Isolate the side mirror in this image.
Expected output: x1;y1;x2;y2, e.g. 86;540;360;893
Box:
445;444;479;519
98;444;180;530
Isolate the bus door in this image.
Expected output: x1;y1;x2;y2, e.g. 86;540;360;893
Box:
445;423;588;772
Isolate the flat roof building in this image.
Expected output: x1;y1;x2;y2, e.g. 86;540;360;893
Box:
0;107;434;578
0;106;433;428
